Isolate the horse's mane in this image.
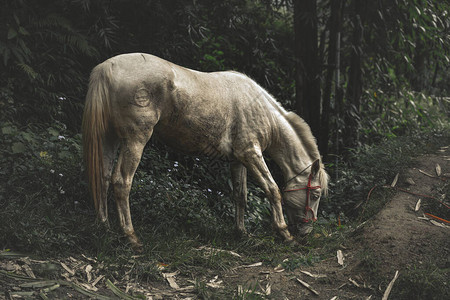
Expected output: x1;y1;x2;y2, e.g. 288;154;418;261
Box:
285;111;329;195
285;112;320;160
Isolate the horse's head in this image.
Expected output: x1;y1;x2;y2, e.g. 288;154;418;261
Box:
283;159;328;237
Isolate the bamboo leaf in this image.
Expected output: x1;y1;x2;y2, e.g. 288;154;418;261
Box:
295;278;319;296
391;173;399;187
414;199;421;212
435;164;441;176
337;250;344;266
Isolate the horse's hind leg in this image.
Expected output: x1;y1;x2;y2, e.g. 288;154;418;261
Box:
230;161;248;236
99;132;119;223
112;137;149;251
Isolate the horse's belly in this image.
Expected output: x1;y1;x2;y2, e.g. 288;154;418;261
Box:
154;123;232;159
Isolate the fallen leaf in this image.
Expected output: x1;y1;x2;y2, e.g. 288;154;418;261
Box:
405;178;415;185
206;276;223;289
430;220;450;229
5;262;20;271
349;277;361;288
337;250;344;266
163;271;180;289
162;271;179;278
244;262;263;268
414;199;421;212
265;282;271;296
176;285;195;292
85;264;93;282
79;282;98;292
338;282;347;289
425;212;450;225
300;270;327;278
237;285;243;296
418;169;435;178
391;173;399;187
22;264;36;279
81;254;97;263
273;265;285;273
295;278;319;296
60;262;75;276
92;274;105;287
436;164;442;176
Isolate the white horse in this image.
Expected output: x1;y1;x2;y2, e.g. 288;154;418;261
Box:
82;53;328;250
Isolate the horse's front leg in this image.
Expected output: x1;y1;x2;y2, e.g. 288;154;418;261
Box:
230;161;248;237
237;149;293;243
112;138;148;251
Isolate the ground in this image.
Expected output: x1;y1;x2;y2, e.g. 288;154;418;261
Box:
1;146;449;299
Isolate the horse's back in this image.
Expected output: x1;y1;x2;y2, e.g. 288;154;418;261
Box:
97;53;282;157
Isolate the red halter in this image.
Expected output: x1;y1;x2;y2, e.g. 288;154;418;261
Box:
284;173;321;222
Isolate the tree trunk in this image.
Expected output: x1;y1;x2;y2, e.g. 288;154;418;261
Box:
320;0;344;159
343;0;364;152
412;39;426;91
294;0;321;139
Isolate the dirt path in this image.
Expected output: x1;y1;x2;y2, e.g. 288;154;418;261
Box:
358;152;449;277
1;147;449;299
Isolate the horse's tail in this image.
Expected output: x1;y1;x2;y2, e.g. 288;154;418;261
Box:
82;63;112;216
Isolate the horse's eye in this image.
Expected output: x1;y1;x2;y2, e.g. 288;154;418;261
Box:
312;194;320;200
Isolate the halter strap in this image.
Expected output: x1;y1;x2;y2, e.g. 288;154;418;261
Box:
284;163;313;188
284;173;321;223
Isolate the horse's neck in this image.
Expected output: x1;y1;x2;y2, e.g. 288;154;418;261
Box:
268;119;313;182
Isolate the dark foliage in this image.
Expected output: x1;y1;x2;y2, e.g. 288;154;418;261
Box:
0;0;449;261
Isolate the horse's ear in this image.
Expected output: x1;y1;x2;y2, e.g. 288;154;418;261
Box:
311;159;320;178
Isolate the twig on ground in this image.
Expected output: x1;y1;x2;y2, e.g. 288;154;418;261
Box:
382;270;399;300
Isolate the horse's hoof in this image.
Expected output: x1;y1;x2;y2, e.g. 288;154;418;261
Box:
284;237;298;246
130;239;144;253
132;243;144;253
128;233;143;252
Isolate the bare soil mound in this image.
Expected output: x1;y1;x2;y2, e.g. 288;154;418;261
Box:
358;152;449;276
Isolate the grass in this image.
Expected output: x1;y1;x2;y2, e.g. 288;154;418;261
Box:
1;120;449;298
391;264;450;300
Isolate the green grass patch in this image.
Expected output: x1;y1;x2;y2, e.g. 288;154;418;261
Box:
390;264;450;300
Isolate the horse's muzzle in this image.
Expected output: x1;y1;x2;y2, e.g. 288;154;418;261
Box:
288;222;313;237
298;222;313;236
